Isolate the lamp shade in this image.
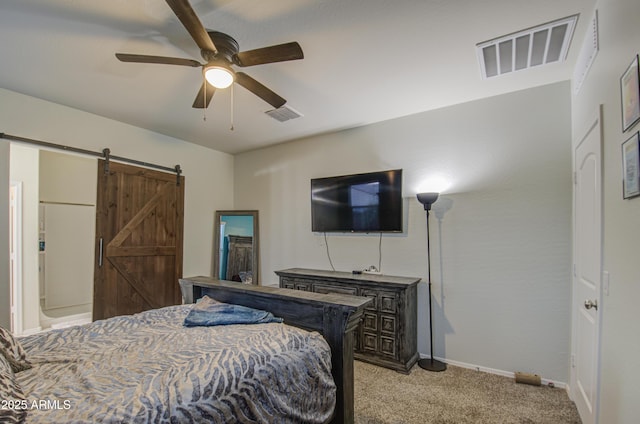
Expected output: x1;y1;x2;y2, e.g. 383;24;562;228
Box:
204;64;235;89
416;192;439;210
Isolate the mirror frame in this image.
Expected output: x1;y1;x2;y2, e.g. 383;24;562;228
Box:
213;210;260;284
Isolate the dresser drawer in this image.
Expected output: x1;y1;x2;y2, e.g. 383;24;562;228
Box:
380;314;396;335
281;281;295;290
294;282;312;291
280;277;313;291
313;283;357;296
380;335;397;358
362;312;377;332
280;276;295;286
362;332;378;353
360;289;378;311
379;292;398;314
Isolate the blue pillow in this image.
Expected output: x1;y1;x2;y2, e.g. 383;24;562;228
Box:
184;296;283;327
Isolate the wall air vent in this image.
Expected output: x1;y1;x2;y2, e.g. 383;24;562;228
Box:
265;105;303;122
477;15;578;79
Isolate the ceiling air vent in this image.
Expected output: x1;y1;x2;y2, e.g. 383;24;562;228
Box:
477;15;578;79
265;105;303;122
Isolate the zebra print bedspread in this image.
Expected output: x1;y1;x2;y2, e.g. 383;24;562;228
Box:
15;305;336;423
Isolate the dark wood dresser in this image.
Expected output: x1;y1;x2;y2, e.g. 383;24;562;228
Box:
276;268;420;373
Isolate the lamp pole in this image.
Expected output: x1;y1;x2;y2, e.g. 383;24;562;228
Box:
416;193;446;372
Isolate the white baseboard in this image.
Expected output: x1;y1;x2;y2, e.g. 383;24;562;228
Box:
564;382;573;399
420;354;568;389
40;312;92;331
50;315;92;329
18;326;42;337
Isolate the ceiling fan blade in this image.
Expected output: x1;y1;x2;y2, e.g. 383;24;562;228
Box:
165;0;217;53
233;42;303;67
235;72;286;108
192;81;216;109
116;53;201;67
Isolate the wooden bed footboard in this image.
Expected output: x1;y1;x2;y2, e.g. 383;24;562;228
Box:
179;277;371;424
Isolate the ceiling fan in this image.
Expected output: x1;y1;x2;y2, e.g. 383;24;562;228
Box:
115;0;303;110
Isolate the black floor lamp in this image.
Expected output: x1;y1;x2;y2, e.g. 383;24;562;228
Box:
416;192;446;372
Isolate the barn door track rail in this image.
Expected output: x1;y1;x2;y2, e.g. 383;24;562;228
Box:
1;132;182;186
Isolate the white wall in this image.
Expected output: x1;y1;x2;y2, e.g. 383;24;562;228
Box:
235;81;573;382
0;88;235;332
40;150;97;205
571;0;640;422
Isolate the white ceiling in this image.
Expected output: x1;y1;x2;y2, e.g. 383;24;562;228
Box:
0;0;594;154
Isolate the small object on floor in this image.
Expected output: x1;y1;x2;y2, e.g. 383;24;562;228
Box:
514;371;541;386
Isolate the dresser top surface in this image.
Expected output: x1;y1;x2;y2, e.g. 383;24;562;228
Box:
275;268;421;287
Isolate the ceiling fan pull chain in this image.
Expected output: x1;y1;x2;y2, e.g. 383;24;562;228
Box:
203;76;207;121
230;84;235;131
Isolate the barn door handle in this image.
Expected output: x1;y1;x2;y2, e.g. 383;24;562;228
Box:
98;238;104;267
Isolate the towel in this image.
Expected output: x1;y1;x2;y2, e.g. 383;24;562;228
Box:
183;295;283;327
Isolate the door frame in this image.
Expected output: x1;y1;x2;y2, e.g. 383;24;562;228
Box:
570;108;603;424
9;181;23;335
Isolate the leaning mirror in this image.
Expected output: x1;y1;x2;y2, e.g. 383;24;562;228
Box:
213;210;259;285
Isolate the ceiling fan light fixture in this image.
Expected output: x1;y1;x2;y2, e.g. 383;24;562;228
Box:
204;64;235;89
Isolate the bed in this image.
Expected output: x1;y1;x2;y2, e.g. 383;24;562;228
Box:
1;277;370;424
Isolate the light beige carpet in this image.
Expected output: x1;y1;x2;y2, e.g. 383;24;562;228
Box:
354;361;582;424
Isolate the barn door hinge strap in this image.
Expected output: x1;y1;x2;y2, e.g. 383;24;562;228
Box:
175;165;182;186
103;148;111;174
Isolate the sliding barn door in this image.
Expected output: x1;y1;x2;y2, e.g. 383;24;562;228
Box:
93;160;184;321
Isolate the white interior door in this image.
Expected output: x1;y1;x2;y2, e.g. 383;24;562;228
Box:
571;111;602;424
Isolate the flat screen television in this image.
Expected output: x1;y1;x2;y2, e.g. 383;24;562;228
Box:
311;169;403;233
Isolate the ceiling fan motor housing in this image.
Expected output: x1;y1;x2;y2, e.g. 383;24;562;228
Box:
203;31;240;63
